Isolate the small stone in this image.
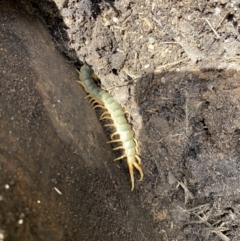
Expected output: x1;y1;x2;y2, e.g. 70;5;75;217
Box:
220;0;228;4
148;37;156;44
148;44;155;50
112;17;119;23
144;64;150;69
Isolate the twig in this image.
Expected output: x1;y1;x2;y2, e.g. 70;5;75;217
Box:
122;68;141;79
176;180;194;204
54;187;62;195
154;57;190;73
203;18;220;39
193;213;230;241
159;41;181;45
185;91;189;135
178;205;230;241
105;83;130;92
186;203;210;213
216;10;232;30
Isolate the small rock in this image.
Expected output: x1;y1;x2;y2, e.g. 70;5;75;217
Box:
148;37;156;44
111;52;126;69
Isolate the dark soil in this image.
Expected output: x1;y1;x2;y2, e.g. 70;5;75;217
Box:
1;0;240;240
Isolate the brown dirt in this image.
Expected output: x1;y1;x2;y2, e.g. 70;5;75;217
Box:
1;0;240;240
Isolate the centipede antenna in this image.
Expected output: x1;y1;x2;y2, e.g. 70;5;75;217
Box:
114;154;126;161
113;146;124;151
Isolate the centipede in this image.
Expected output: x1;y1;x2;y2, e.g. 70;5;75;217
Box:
77;64;143;191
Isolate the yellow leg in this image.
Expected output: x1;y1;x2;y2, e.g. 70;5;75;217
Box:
104;124;115;127
135;155;141;164
110;132;118;139
114;154;126;161
85;94;91;99
124;110;130;116
91;100;99;106
133;138;139;148
92;73;100;82
100;111;109;119
128;160;144;191
107;139;121;143
134;162;144;181
93;105;106;110
76;81;87;92
113;146;124;151
89;98;95;104
100;116;112;120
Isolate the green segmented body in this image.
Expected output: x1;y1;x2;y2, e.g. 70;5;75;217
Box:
78;64;143;190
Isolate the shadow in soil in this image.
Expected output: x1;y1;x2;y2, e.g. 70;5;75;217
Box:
135;69;240;240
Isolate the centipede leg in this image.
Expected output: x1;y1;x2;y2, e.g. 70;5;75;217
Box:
110;132;118;139
76;81;87;92
85;94;91;99
89;98;95;104
124;110;130;116
100;116;112;120
104;124;115;127
76;68;81;74
93;105;106;110
133;138;140;155
92;73;100;81
133;138;139;148
91;100;99;106
135;155;141;164
133;162;144;181
107;139;121;143
128;164;135;191
114;154;126;161
128;161;143;191
113;146;124;151
100;111;109;119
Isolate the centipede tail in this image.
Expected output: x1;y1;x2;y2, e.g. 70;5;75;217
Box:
77;64;144;191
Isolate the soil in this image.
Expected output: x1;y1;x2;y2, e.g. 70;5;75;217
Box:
1;0;240;240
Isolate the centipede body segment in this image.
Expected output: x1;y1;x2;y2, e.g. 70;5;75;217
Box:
77;64;143;190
